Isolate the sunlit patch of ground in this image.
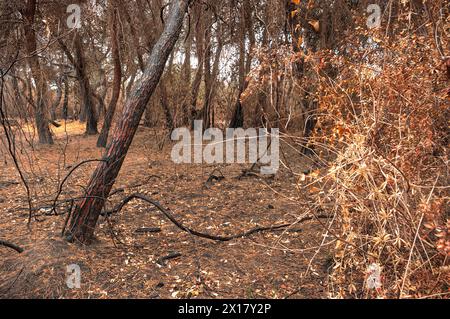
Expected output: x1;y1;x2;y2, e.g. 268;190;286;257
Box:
20;120;89;139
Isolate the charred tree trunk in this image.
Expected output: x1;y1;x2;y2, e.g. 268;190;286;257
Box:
22;0;53;144
202;25;222;130
63;0;189;244
201;22;212;130
228;36;246;128
188;5;205;129
62;75;69;120
95;68;108;119
92;92;106;120
286;0;318;152
180;24;192;126
10;70;28;118
74;33;98;135
159;80;174;131
143;103;157;127
58;32;98;134
229;1;254;128
97;6;122;148
119;1;145;73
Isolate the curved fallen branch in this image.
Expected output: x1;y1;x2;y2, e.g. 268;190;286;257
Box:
51;159;108;215
156;252;182;266
107;193;330;242
0;239;24;253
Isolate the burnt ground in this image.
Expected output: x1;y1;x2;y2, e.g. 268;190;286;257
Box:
0;122;332;298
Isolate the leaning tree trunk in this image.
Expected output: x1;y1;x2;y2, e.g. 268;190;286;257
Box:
63;0;190;244
22;0;53;144
97;6;122;148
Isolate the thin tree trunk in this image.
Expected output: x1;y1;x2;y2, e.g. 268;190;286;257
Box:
63;0;189;244
126;72;136;99
97;6;122;148
229;1;254;128
96;68;108;119
143;103;157;127
74;33;98;135
58;32;98;134
50;77;63;121
159;80;174;131
119;1;145;72
202;30;223;129
188;5;205;128
62;75;69;120
22;0;53;144
229;23;246;128
180;24;192;126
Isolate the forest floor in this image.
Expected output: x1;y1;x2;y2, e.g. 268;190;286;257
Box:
0;121;333;299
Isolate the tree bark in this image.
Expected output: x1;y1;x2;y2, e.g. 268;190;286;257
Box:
97;6;122;148
63;0;190;244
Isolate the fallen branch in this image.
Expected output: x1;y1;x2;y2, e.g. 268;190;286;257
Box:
108;193;330;242
0;239;24;253
156;252;182;265
48;120;61;128
204;168;225;188
0;180;20;189
135;227;161;234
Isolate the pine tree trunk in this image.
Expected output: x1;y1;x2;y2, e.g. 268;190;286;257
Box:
188;4;205;129
74;33;98;135
97;6;122;148
62;75;69;120
63;0;189;244
159;80;174;131
228;2;252;129
22;0;53;144
180;26;192;126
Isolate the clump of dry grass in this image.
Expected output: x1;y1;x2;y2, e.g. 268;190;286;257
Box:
306;34;449;298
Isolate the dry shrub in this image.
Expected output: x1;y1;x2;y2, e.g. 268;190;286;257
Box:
308;31;449;298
